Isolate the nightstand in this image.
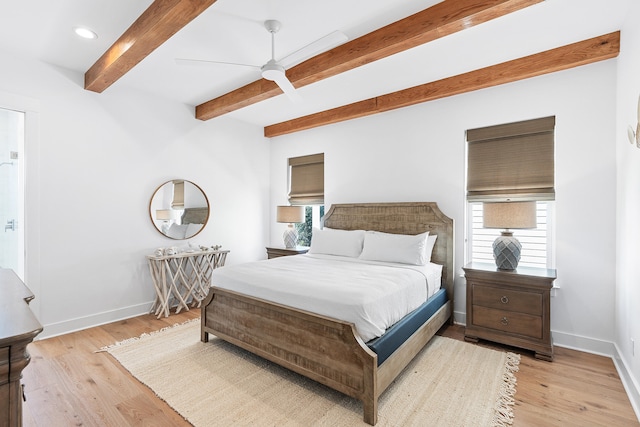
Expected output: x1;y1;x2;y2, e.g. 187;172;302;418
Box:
266;246;309;259
463;262;556;361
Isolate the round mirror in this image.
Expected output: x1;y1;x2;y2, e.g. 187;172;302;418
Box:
149;180;209;239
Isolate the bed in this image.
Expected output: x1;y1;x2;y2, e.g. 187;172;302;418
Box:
201;202;454;425
166;207;208;239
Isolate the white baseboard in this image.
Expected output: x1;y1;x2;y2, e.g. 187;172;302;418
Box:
37;301;154;340
613;343;640;422
551;330;616;357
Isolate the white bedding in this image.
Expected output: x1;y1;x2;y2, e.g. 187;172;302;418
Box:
209;253;442;341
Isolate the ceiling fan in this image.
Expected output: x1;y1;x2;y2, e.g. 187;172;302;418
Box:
175;20;348;102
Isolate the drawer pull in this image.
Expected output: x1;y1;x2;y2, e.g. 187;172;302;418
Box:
500;296;509;304
500;317;509;326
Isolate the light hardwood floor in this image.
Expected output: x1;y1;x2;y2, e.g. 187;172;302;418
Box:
22;310;639;426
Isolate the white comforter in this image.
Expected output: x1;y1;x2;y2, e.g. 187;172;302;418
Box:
209;253;442;341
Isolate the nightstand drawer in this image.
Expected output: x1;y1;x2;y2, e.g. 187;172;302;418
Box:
472;305;542;339
472;284;542;316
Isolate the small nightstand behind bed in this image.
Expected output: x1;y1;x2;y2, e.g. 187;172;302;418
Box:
464;262;556;361
266;246;309;259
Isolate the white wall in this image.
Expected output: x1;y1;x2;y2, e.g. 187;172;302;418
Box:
0;49;270;338
616;1;640;416
270;61;618;350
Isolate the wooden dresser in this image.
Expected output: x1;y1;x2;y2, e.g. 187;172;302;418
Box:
463;262;556;361
0;269;43;427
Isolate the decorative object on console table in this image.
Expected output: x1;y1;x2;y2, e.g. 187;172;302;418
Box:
276;205;305;248
483;201;537;270
463;262;556;361
0;269;43;426
146;248;229;318
266;246;309;259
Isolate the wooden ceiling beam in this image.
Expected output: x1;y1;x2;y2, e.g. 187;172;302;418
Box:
85;0;217;93
264;32;620;137
195;0;544;121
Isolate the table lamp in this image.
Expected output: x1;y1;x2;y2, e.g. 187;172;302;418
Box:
483;201;537;270
156;209;177;233
276;205;305;248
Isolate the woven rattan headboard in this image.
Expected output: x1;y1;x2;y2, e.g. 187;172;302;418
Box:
323;202;454;303
181;207;209;225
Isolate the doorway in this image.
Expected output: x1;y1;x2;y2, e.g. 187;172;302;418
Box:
0;107;25;279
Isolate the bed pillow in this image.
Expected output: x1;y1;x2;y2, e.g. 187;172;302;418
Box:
308;227;365;258
185;223;203;237
359;230;429;265
426;234;438;261
166;223;188;239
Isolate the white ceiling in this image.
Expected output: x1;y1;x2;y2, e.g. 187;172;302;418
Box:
0;0;630;127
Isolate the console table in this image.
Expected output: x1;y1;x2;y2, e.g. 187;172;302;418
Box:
146;249;229;318
0;269;43;427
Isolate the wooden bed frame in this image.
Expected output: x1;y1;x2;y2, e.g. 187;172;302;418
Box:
201;202;454;425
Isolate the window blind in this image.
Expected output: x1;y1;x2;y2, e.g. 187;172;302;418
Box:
171;180;184;209
467;116;555;201
288;153;324;205
470;202;550;269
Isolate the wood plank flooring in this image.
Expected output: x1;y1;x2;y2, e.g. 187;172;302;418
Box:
22;310;639;426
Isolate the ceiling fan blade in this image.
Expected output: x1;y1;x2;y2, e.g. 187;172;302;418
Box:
175;58;260;69
273;73;302;103
279;30;348;68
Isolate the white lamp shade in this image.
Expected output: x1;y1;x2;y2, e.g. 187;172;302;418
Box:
156;209;176;220
276;205;305;223
483;201;537;229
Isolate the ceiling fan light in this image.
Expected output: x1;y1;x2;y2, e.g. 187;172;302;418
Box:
261;61;285;81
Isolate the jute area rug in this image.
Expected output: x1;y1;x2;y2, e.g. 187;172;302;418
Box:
103;319;520;427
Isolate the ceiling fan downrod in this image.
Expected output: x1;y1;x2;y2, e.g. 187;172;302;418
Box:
261;20;285;81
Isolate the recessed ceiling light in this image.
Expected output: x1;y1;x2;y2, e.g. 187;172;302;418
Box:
74;26;98;40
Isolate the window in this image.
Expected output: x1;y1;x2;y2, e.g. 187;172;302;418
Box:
288;153;324;246
296;205;325;246
466;117;555;268
467;201;553;269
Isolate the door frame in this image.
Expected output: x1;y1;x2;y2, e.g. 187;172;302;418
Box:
0;91;41;318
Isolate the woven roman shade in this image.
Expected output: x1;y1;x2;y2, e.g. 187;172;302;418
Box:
288;153;324;205
171;180;185;209
467;116;555;202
